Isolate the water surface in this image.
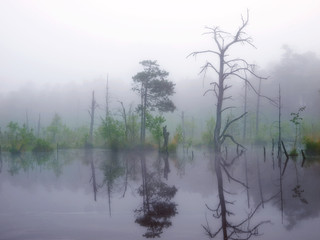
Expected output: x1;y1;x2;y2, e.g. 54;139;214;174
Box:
0;148;319;239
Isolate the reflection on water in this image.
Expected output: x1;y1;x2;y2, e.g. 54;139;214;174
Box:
99;150;125;216
0;148;320;239
134;152;177;238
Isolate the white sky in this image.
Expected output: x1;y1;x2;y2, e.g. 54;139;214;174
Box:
0;0;319;93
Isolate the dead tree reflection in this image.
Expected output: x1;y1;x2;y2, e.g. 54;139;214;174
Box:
86;147;98;202
135;152;178;238
100;151;125;216
244;152;250;208
256;155;264;208
122;150;140;198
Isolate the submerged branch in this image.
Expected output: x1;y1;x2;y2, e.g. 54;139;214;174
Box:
220;163;248;188
223;150;244;167
221;134;246;150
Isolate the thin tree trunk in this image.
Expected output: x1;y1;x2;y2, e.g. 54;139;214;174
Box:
140;85;144;145
122;155;129;198
255;78;262;137
119;101;128;141
106;75;109;119
141;86;148;145
279;154;284;223
89;91;96;146
278;85;282;159
25;110;29;131
213;54;228;240
181;111;185;150
256;155;264;208
215;154;228;240
243;81;248;141
107;181;112;216
37;113;41;138
244;152;250;208
89;149;97;201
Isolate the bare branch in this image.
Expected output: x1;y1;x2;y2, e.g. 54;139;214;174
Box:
223;84;232;91
223;150;244;167
220;112;248;139
187;50;220;58
221;106;236;113
203;89;215;97
231;72;277;105
223;11;252;53
233;193;278;229
220;163;248;188
205;203;222;218
200;61;220;76
221;134;246;150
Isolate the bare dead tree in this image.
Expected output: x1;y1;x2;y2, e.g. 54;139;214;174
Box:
256;155;264;208
86;148;97;201
189;11;271;240
37;113;41;138
88;91;98;146
242;79;248;142
255;78;262;137
277;85;282;159
106;74;110;119
244;152;250;208
119;101;128;141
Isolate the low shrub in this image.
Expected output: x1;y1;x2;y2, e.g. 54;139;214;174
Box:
304;137;320;156
32;139;53;152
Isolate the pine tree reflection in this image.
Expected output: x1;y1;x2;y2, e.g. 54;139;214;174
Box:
135;152;178;238
162;152;170;180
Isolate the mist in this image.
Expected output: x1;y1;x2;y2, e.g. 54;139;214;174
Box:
1;1;320;240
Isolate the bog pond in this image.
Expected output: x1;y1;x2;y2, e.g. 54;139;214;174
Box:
0;148;319;240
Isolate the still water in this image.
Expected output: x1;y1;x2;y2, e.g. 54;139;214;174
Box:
0;148;319;240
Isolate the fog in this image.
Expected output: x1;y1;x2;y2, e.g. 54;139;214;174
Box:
1;1;320;129
2;2;320;239
1;1;320;92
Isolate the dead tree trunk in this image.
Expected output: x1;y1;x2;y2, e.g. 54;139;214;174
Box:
244;152;250;208
242;80;248;142
140;86;147;145
255;78;262;137
190;11;271;240
37;113;41;138
256;156;264;208
278;85;282;159
106;75;109;119
89;91;97;146
119;101;128;141
87;148;97;201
